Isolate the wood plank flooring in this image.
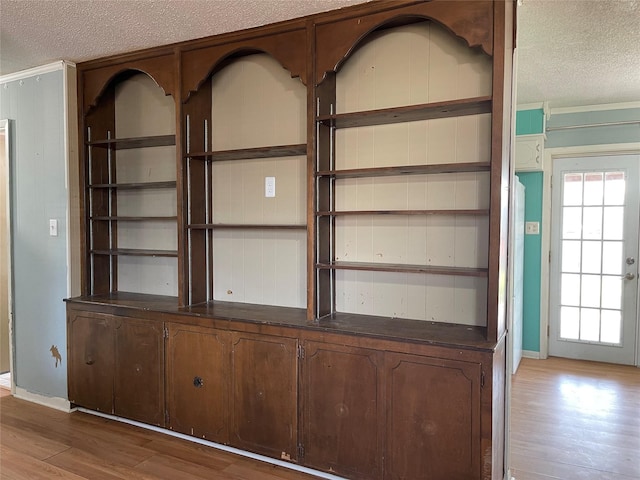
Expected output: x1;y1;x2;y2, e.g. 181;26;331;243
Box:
510;357;640;480
0;387;321;480
1;357;638;479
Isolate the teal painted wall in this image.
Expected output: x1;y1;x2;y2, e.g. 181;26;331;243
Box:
516;109;544;136
515;172;543;352
515;109;544;352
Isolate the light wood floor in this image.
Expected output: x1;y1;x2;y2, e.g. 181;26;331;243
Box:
510;357;640;480
1;357;638;479
0;386;321;480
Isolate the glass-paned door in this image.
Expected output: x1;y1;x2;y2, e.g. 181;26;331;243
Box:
549;155;639;365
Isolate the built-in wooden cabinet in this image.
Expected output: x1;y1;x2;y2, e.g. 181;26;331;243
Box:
68;2;514;479
68;312;115;413
166;323;230;442
231;332;299;460
385;353;482;479
301;341;383;478
67;308;164;426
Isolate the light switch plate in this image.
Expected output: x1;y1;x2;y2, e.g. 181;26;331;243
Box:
49;219;58;236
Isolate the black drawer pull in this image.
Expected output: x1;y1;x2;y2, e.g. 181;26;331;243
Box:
193;376;204;388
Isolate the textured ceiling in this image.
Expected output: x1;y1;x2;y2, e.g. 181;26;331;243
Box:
0;0;370;74
1;0;639;109
517;0;640;108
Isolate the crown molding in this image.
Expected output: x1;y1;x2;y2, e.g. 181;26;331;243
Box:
0;60;76;84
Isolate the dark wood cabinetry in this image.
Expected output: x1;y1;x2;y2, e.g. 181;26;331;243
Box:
301;341;383;479
113;317;164;426
68;312;115;413
67;307;164;425
231;332;298;460
166;323;230;442
68;2;514;479
385;353;482;480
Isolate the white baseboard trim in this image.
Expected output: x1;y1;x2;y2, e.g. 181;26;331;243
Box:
522;350;541;359
14;387;73;412
78;408;347;480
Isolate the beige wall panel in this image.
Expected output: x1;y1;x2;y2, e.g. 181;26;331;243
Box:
335;215;487;269
117;222;177;250
115;73;175;137
212;156;305;224
335;114;491;170
212;230;306;308
335;271;486;326
116;146;175;183
211;54;305;150
336;22;491;113
117;189;177;217
118;257;178;296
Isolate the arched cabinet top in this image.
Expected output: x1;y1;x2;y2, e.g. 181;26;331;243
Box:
181;27;307;103
82;53;176;114
314;0;493;85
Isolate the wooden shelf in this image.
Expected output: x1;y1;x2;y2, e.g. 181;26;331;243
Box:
316;162;491;179
187;144;306;161
317;96;492;128
188;223;306;230
87;135;176;150
89;181;177;190
91;216;177;221
316;261;487;277
317;209;489;216
91;248;178;258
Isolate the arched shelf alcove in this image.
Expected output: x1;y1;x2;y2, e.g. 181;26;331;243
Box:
314;0;493;86
313;15;496;328
83;69;178;298
82;53;176;115
182;51;308;308
180;24;308;103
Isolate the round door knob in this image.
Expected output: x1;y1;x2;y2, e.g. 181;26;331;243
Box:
623;272;636;280
193;376;204;388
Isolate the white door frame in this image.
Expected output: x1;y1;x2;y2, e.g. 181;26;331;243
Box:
0;118;15;393
541;142;640;366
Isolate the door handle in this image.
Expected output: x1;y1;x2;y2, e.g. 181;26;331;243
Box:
622;272;636;280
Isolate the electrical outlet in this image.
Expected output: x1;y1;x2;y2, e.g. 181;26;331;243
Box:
265;177;276;198
525;221;539;235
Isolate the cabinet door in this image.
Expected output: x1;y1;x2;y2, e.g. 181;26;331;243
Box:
385;353;482;480
114;317;164;426
301;341;383;479
166;323;230;443
231;332;298;461
67;312;115;413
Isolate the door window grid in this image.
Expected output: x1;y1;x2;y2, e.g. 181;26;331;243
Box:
559;171;625;345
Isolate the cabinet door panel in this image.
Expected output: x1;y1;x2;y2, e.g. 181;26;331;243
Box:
231;332;298;460
302;341;382;479
114;317;164;426
67;313;115;413
385;353;481;480
166;323;230;443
